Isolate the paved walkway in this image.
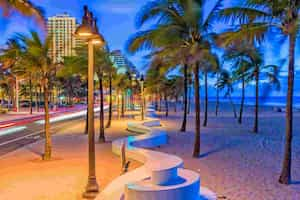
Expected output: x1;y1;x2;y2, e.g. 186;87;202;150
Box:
0;116;141;200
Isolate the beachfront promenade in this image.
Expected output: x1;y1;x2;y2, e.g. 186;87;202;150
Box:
0;103;299;199
98;108;216;200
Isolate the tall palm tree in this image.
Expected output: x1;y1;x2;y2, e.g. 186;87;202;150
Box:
94;48;114;143
222;42;254;124
127;0;222;157
105;65;117;128
216;70;237;118
223;42;280;125
17;31;56;160
200;53;220;127
218;0;300;184
169;75;184;113
0;39;24;111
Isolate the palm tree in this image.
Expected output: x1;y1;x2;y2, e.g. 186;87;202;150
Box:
169;75;184;113
200;53;220;127
0;0;44;24
214;70;222;116
218;0;300;184
216;70;237;118
0;68;13;108
16;31;56;160
0;39;23;111
127;0;222;157
113;72;132;119
105;66;116;128
59;50;89;133
222;43;253;124
94;48;114;143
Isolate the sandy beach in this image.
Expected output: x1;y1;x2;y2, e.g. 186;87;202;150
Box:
155;102;300;200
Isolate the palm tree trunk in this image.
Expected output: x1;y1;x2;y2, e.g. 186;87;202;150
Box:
39;85;42;112
187;84;191;114
29;77;33;114
117;90;120;120
180;64;188;131
35;86;38;112
215;87;219;116
43;80;51;160
159;95;162;112
106;75;112;128
193;63;201;157
98;74;105;143
238;76;245;124
164;94;168;117
203;71;208;127
121;92;125;118
155;94;159;111
174;96;178;112
229;94;237;118
253;65;259;133
279;33;296;185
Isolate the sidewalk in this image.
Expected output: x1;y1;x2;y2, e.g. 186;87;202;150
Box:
0;117;141;200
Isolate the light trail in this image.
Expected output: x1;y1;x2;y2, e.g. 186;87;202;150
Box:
0;126;27;137
35;106;108;124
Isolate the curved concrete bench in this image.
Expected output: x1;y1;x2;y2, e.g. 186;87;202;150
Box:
97;110;216;200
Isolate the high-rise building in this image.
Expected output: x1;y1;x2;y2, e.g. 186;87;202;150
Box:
110;50;138;75
47;13;78;63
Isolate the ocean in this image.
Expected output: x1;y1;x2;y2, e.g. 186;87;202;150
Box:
206;96;300;108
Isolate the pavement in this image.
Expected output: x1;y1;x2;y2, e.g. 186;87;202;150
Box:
0;115;142;200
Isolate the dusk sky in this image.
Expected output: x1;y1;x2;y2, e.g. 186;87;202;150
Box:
0;0;300;97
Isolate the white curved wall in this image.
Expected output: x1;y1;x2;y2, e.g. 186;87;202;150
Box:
97;110;216;200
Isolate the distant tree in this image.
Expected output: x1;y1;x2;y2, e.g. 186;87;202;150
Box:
216;70;237;118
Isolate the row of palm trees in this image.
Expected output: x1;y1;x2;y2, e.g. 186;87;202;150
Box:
0;31;140;159
0;0;298;185
0;1;140;162
126;0;299;185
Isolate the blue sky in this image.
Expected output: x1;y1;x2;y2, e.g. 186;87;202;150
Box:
0;0;300;97
0;0;146;69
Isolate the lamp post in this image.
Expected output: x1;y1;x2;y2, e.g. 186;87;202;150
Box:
75;5;105;199
140;74;145;121
15;76;19;112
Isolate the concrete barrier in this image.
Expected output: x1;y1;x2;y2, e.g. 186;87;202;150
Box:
97;110;216;200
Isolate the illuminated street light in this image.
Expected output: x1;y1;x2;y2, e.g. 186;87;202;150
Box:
75;5;105;199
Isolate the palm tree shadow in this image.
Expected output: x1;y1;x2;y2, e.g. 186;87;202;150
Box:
199;142;240;158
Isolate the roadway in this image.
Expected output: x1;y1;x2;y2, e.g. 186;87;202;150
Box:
0;106;107;156
0;115;87;156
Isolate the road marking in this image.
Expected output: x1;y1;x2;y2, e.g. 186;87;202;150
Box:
0;117;84;147
0;126;27;137
0;130;43;147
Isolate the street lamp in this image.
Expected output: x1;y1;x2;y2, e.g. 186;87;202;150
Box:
140;74;145;121
75;5;105;199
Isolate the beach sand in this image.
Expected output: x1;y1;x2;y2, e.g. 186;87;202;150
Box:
154;102;300;200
